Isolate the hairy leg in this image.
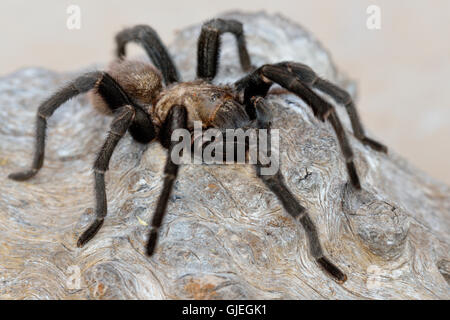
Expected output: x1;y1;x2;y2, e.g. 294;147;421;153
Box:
115;25;179;85
197;18;252;80
235;64;362;189
8;71;103;181
146;105;187;256
254;102;346;283
77;105;135;247
256;166;347;283
268;62;387;152
313;77;387;152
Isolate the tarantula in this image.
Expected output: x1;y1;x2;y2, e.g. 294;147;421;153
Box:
9;19;387;284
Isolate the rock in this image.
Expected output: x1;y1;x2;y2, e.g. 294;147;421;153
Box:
0;11;449;299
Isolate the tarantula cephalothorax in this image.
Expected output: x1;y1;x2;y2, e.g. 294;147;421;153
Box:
9;19;387;283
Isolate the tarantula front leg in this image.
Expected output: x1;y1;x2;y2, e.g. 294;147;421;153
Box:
271;62;387;153
115;25;179;85
146;105;187;256
236;64;362;189
197;18;252;80
8;71;103;181
77;105;135;247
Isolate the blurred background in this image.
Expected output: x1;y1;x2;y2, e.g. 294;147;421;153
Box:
1;0;449;184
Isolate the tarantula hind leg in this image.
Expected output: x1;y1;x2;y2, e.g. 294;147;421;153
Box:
146;105;187;256
115;24;179;85
8;71;104;181
197;18;252;80
77;105;135;247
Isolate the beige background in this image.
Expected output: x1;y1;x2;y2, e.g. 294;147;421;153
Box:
1;0;449;185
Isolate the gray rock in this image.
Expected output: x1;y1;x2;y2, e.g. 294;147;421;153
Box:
0;11;449;299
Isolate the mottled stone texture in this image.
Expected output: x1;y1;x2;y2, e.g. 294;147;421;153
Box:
0;11;449;299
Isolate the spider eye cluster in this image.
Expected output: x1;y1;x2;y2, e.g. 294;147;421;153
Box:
210;93;221;102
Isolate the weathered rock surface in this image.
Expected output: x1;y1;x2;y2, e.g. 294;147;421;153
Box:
0;11;448;299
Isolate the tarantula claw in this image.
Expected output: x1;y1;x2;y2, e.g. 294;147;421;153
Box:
146;229;158;256
8;169;38;181
346;161;362;190
317;257;347;284
77;219;104;248
361;137;388;153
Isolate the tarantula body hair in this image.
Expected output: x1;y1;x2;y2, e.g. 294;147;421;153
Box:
89;59;163;116
9;18;389;284
154;81;250;130
90;58;250;140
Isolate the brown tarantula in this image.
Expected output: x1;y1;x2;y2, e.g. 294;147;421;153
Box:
8;19;387;283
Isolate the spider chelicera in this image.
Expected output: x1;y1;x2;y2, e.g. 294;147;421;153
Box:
8;18;387;283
